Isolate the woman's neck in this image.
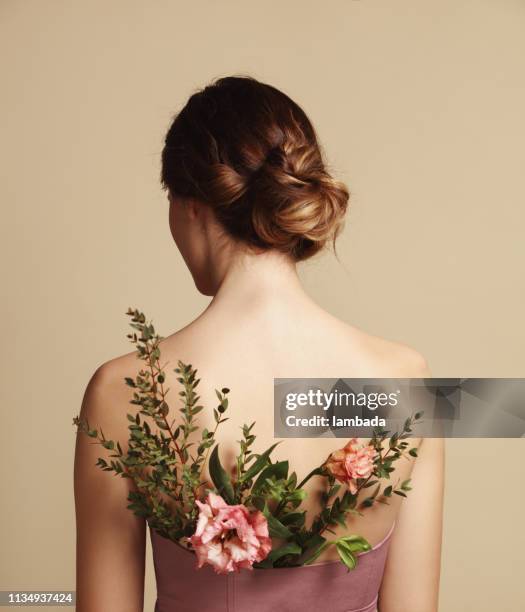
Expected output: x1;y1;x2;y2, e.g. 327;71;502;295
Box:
207;249;311;314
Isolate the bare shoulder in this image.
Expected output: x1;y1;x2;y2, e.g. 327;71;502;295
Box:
79;320;196;425
85;349;137;394
373;335;430;377
343;323;431;378
79;349;139;429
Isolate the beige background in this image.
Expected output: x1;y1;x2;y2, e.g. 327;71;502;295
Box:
1;1;524;610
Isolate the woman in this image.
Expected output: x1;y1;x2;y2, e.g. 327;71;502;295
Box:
74;76;444;611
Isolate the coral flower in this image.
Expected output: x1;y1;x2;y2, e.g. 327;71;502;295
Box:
326;439;378;494
189;492;272;574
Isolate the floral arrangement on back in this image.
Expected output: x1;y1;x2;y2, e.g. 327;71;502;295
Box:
74;309;422;574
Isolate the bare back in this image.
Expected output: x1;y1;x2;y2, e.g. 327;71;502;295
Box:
98;294;429;553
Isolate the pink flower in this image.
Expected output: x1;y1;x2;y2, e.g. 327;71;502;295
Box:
325;439;378;494
189;492;272;574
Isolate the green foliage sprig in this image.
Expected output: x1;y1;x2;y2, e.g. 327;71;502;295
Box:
74;308;231;541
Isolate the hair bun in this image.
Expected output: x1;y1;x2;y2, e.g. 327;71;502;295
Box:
161;75;350;261
248;142;349;260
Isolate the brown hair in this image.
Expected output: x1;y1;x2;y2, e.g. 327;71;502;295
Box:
161;75;349;261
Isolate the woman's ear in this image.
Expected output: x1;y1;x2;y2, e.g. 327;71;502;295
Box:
193;200;219;235
185;197;200;221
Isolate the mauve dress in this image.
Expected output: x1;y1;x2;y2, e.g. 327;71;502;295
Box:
150;522;394;612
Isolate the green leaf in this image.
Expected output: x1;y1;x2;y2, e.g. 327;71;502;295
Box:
300;531;325;549
297;466;325;489
253;461;289;490
267;515;293;539
336;541;357;570
389;433;399;449
209;445;235;504
267;542;302;563
280;511;306;528
286;489;307;507
239;443;280;483
336;534;371;554
262;507;293;539
400;478;412;491
252;461;289;492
